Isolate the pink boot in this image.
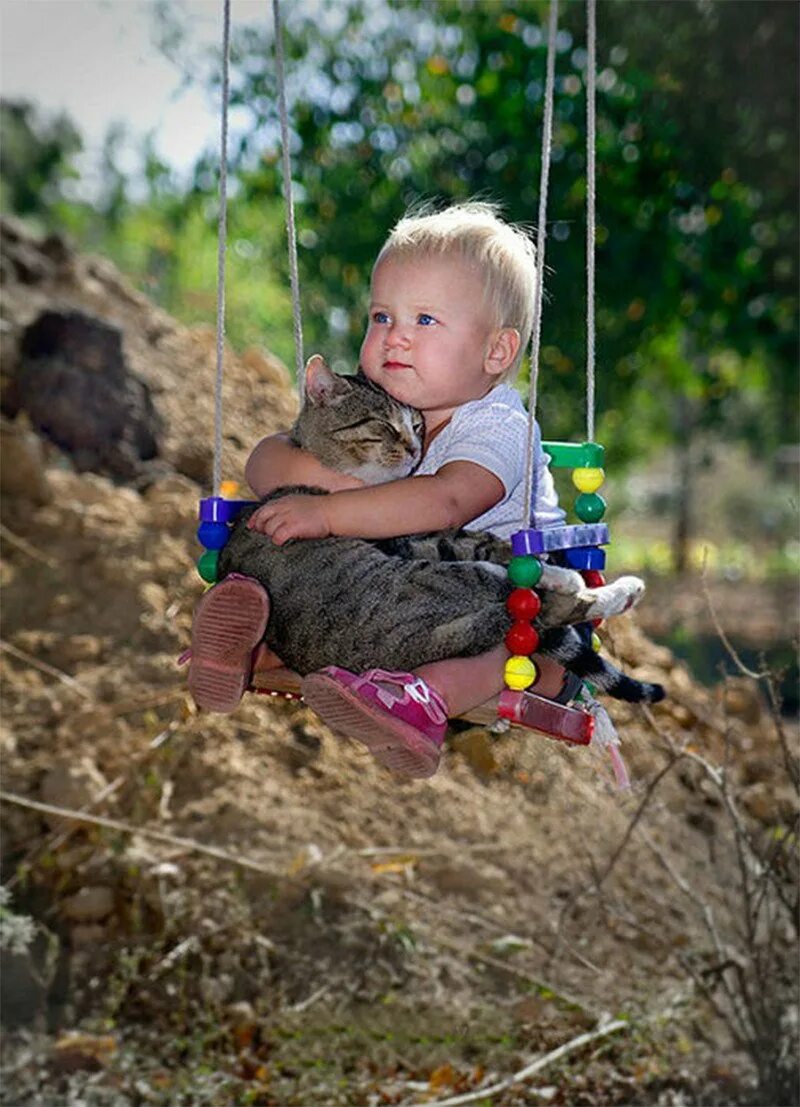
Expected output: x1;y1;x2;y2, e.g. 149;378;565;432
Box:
301;667;447;779
187;574;269;713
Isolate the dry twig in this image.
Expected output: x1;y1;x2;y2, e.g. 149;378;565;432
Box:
0;639;92;698
0;790;276;877
410;1019;628;1107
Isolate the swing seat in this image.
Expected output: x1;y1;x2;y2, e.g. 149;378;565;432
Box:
249;667;593;743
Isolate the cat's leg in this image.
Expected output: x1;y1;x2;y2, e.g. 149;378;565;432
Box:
402;530;512;566
535;565;646;628
187;574;270;712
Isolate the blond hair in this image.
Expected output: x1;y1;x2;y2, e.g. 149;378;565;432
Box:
375;201;536;381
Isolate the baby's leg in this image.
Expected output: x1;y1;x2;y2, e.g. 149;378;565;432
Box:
415;646;565;717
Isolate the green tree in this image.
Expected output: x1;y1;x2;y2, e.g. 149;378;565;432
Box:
0;100;82;218
218;0;796;462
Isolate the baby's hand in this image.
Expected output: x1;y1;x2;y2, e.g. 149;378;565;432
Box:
247;494;331;544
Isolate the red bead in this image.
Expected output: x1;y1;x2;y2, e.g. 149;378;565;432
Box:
581;570;606;588
506;588;541;620
504;621;540;655
591;618;603;629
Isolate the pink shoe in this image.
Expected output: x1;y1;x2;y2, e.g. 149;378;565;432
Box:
187;574;269;713
301;667;447;779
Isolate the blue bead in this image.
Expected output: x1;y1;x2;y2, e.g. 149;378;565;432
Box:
564;546;607;569
197;521;230;550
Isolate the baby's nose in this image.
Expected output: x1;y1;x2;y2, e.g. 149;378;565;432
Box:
387;322;411;348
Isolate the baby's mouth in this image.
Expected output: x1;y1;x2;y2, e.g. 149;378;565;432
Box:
383;360;412;371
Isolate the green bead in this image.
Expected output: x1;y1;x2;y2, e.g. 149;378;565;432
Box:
508;555;543;587
574;492;606;523
197;549;220;583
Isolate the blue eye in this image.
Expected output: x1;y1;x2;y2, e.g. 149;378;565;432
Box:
372;310;390;324
417;313;436;326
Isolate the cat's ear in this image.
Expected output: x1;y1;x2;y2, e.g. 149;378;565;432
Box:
304;354;349;405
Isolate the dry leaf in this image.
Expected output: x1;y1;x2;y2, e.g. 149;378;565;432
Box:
429;1062;458;1090
370;854;418;876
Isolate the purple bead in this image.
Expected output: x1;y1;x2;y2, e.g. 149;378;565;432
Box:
511;524;610;556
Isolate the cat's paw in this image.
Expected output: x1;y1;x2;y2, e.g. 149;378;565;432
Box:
595;575;645;618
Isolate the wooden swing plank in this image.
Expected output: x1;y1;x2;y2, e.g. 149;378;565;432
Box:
250;669;591;740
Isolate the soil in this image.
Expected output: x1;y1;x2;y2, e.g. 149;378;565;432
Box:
0;218;797;1106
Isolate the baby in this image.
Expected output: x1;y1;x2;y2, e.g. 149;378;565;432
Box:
189;201;571;776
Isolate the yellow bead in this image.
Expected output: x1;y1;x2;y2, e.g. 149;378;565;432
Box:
220;480;240;498
591;631;602;652
572;467;605;494
504;655;537;691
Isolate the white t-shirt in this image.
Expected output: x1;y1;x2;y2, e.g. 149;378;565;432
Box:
414;383;564;540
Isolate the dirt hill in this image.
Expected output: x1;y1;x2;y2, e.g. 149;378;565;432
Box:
0;218;796;1106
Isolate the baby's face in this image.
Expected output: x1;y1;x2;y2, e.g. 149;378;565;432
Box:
360;252;502;430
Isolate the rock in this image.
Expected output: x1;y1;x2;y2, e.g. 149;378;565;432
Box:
174;441;212;485
58;634;104;663
0;930;59;1029
715;677;765;725
40;759;108;828
62;886;115;923
69;924;108;948
8;309;163;481
0;415;52;503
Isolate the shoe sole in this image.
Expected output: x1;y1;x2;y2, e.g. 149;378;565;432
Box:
301;672;441;779
188;578;269;713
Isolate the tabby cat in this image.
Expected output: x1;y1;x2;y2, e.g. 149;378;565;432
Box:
219;357;664;704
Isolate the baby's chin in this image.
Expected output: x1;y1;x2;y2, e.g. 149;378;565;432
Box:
364;366;417;404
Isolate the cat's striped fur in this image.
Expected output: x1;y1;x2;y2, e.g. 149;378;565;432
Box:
219;361;664;704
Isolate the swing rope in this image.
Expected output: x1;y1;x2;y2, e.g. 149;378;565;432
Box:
212;0;232;500
585;0;597;443
522;0;559;528
271;0;306;395
522;0;599;525
213;0;597;509
211;0;304;502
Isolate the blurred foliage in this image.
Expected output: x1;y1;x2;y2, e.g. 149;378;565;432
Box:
0;0;797;471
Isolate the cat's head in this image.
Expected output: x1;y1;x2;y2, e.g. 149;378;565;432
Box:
293;355;424;483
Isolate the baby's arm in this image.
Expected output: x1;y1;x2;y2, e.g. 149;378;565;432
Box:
245;433;365;497
248;461;504;544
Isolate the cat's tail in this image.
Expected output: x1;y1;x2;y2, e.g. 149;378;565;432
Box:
541;626;665;704
573;653;665;703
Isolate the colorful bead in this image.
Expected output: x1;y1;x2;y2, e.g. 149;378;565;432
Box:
506;588;542;620
574;493;606;523
220;480;240;498
591;631;602;652
572;467;605;493
542;441;605;469
508;555;543;587
564;545;607;569
197;521;230;550
512;523;609;556
197;549;220;583
581;569;606;588
504;655;537;691
505;622;540;655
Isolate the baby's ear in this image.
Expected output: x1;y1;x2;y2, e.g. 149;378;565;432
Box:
304;354;348;405
485;328;520;377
